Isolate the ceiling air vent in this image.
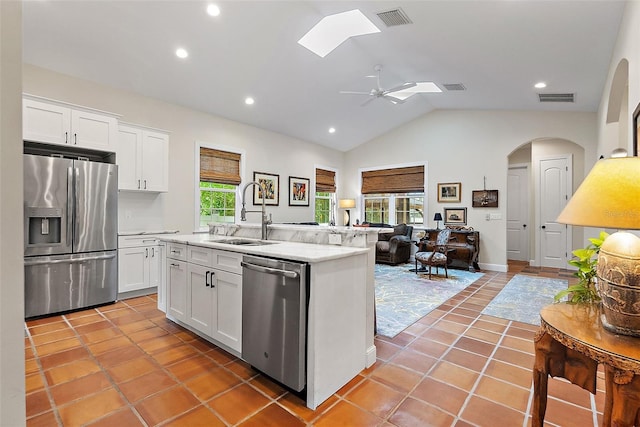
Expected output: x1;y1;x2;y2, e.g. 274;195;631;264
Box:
443;83;466;91
376;8;412;27
538;93;575;103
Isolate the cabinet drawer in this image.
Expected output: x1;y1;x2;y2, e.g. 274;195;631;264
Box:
118;235;160;248
167;243;187;260
187;245;242;274
188;246;213;267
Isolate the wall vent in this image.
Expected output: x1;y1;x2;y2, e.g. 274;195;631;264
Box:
538;93;575;103
376;8;412;26
443;83;466;91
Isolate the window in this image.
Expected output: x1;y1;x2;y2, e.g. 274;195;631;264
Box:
361;165;425;225
198;146;241;229
199;182;236;228
315;168;336;225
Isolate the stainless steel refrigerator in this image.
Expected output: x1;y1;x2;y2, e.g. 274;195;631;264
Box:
24;153;118;318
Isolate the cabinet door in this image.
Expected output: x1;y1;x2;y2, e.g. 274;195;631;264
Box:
141;130;169;192
211;270;242;352
149;245;163;289
186;264;214;335
156;243;167;313
167;259;187;322
116;126;142;190
23;99;71;145
71;109;117;151
118;247;149;293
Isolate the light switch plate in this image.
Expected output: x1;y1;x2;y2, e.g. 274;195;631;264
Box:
329;234;342;245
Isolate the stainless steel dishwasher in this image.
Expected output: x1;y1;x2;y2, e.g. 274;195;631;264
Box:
241;254;308;392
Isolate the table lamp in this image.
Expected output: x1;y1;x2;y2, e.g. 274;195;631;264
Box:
339;199;356;226
434;212;443;229
556;156;640;336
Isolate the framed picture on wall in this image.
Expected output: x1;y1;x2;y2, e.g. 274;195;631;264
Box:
253;171;279;206
472;190;499;208
444;207;467;225
288;176;309;206
437;182;461;202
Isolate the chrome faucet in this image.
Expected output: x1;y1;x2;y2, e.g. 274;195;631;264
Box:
241;181;272;240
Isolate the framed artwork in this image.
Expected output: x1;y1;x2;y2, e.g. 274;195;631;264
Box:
634;102;640;156
437;182;461;203
444;207;467;225
253;171;279;206
472;190;499;208
288;176;309;206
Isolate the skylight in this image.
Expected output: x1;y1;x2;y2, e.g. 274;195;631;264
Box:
389;82;442;100
297;9;380;58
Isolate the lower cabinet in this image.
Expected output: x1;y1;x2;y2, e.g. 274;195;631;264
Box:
118;236;164;294
186;264;242;352
166;243;242;353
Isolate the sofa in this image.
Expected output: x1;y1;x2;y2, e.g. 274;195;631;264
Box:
417;227;480;272
366;223;414;265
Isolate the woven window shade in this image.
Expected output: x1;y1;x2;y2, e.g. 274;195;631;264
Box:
361;165;424;194
200;148;241;185
315;168;336;193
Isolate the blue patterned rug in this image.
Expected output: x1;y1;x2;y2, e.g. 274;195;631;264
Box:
481;274;568;325
375;263;484;338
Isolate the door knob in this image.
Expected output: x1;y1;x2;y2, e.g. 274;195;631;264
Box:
542;225;546;229
523;224;527;228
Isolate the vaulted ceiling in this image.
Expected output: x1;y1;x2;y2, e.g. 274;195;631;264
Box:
22;1;626;151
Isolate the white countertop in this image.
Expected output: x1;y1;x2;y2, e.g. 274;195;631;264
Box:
119;230;180;236
160;234;370;263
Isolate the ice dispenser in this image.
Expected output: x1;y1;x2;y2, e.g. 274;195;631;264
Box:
27;207;62;245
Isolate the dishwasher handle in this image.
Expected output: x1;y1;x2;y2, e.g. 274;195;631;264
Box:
241;261;299;279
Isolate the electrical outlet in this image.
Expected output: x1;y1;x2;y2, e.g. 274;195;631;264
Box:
329;234;342;245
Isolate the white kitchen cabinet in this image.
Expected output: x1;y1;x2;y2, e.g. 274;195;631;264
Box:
117;123;169;192
23;95;119;151
118;236;163;294
167;243;187;321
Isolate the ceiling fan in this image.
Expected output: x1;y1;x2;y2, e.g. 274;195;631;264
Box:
340;65;417;106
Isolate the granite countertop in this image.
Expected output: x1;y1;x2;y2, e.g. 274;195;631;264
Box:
118;230;180;236
160;234;370;263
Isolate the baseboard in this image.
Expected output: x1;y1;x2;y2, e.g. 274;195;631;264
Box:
365;345;376;368
478;262;507;273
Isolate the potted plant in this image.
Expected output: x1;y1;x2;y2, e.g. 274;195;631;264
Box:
554;231;609;303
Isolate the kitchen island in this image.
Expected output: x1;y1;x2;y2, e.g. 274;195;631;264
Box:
159;225;377;409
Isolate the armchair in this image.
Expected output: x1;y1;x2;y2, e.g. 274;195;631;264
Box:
415;228;451;279
374;224;414;265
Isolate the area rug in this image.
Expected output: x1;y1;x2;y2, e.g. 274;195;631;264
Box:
375;263;484;338
481;274;568;325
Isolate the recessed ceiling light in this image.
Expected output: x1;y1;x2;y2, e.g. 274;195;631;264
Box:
298;9;380;58
207;4;220;17
175;48;188;59
535;82;547;89
245;97;255;105
389;82;442;100
328;127;336;134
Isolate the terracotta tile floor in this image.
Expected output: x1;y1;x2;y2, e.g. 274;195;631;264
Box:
25;261;602;426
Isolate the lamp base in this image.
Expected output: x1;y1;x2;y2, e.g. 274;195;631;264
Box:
596;231;640;337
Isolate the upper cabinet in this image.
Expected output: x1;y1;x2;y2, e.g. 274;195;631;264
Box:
117;123;169;192
23;94;119;152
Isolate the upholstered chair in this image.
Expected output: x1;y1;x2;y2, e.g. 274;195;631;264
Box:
374;224;414;265
414;228;451;279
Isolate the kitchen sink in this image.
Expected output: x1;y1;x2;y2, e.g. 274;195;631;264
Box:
207;238;277;246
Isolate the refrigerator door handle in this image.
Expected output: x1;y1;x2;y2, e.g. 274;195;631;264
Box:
67;167;74;247
73;167;80;248
24;253;117;266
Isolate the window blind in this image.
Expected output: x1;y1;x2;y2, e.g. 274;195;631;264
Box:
361;165;424;194
315;168;336;193
200;148;241;185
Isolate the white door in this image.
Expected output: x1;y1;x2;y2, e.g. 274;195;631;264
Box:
507;165;529;261
539;156;571;268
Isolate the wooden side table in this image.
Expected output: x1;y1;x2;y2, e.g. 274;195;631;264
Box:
533;303;640;426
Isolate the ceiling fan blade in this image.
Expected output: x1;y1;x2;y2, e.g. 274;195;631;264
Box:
360;97;377;107
384;81;417;95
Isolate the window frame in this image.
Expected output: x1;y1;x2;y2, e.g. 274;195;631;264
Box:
194;141;246;232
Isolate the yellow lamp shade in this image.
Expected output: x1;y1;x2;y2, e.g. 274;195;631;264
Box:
556;157;640;229
339;199;356;209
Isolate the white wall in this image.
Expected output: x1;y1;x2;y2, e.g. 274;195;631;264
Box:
23;64;345;233
0;1;26;425
344;110;598;271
